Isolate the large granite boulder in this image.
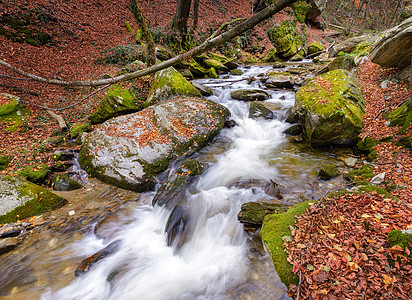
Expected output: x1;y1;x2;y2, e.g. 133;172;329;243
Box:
0;175;67;224
370;17;412;80
293;69;365;147
79;97;229;192
145;66;202;107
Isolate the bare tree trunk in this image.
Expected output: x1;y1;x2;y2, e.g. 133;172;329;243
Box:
361;0;372;32
191;0;200;33
173;0;193;44
129;0;156;66
0;0;299;88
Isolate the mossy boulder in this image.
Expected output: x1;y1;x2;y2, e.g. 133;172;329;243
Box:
51;174;82;191
260;201;315;287
291;1;311;23
262;47;278;62
70;122;91;139
0;94;30;133
249;101;274;120
264;71;294;89
51;150;75;162
356;137;378;161
79;96;229;192
386;102;411;126
230;69;244;76
191;82;213;96
17;164;51;184
344;164;374;182
318;163;338;180
152;160;204;208
89;85;145;124
319;56;356;75
307;41;324;56
293;69;365;147
231;89;270;101
0;175;67;224
0;155;12;171
267;19;306;58
203;59;228;73
145;66;202;107
238;201;287;227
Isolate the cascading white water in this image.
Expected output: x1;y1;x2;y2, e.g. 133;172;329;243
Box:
42;65;297;300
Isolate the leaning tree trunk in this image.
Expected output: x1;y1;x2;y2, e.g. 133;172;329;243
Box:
173;0;193;45
0;0;299;88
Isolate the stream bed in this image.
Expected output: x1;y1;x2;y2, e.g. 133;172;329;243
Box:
0;65;352;300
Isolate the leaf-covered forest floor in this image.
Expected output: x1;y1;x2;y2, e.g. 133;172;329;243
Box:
0;1;411;298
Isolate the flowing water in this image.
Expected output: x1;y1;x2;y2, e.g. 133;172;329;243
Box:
1;65;350;300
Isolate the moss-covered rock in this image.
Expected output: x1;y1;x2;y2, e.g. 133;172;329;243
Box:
70;122;91;139
238;202;287;226
51;150;75;162
191;82;213;96
89;85;144;124
267;19;306;58
79;97;229;192
291;1;311;23
0;155;12;171
0;175;67;224
262;47;278;62
249;101;274;120
283;124;303;135
307;41;324;56
207;67;218;79
293;69;365;147
319;56;356;74
0;93;30;133
203;58;228;73
344;164;374;182
17;164;51;184
230;69;244;76
145;66;202;107
356;137;378;161
318;163;338;180
260;201;315;287
386;102;411;126
51;174;82;191
231;89;270;101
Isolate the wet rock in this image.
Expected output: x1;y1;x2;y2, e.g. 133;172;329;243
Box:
249;101;274;120
0;256;37;296
238;202;286;227
75;240;121;276
230;69;244;76
165;205;191;249
225;119;237;128
0;175;67;224
51;150;75;161
231;89;270;101
191;81;213;96
285;108;300;124
152;160;204;208
318;164;339;180
264;71;294;89
79;97;228;192
0;227;21;238
94;213;122;240
283;124;302;136
264;180;284;199
51;174;82;191
0;237;18;254
145;66;202;107
293;69;365;147
344;157;358;167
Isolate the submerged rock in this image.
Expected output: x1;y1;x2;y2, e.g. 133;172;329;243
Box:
51;174;82;191
0;237;18;254
0;175;67;224
75;240;121;276
231;89;270;101
165;205;191;250
79;97;228;192
293;69;365;147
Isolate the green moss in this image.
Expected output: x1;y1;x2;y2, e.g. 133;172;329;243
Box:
344;164;374;182
267;19;305;58
230;69;244;76
145;67;202;107
260;201;315;287
307;42;324;56
0;94;30;132
239;202;287;226
387;102;411;127
203;59;228;72
318;163;338;180
17;164;51;184
356;137;378;161
51;174;82;191
291;1;311;23
0;155;12;171
294;69;365;146
207;67;218;79
0;175;66;224
387;230;412;251
70;122;91;139
177;160;204;176
89;84;144;124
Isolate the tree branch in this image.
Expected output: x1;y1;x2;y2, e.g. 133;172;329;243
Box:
0;0;298;88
